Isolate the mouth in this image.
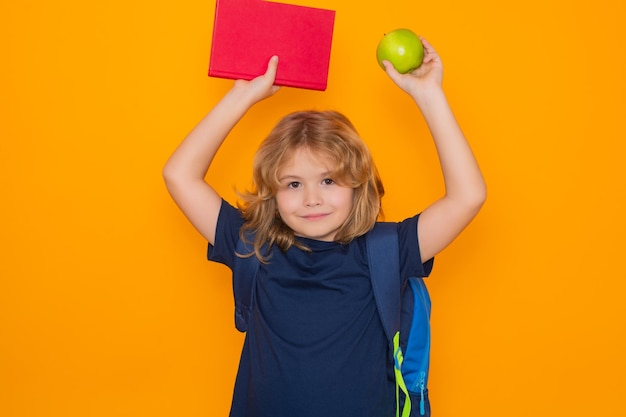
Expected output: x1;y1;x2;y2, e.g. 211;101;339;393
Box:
301;213;330;221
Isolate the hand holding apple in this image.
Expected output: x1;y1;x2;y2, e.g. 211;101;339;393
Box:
380;36;444;101
376;29;424;74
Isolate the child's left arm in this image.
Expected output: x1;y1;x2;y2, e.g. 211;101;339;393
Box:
383;38;487;262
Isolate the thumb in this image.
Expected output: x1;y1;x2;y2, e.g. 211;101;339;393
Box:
265;55;279;79
383;60;403;85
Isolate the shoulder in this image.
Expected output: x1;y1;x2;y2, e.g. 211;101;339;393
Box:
207;199;246;267
368;215;420;248
369;215;433;278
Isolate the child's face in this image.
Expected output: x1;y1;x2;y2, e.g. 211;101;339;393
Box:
275;148;354;242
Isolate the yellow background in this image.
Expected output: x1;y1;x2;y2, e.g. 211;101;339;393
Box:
1;0;625;415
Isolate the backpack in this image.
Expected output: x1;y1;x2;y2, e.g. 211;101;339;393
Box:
232;222;432;417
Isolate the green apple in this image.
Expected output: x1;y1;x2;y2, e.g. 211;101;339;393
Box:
376;29;424;74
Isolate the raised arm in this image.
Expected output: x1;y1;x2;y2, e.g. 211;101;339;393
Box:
383;38;486;262
163;56;281;245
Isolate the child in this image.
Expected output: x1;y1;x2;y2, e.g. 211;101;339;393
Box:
163;38;486;417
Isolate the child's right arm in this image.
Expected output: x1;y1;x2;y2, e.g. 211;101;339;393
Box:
163;56;280;245
382;39;486;263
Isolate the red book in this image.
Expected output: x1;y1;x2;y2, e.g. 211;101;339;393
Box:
208;0;336;91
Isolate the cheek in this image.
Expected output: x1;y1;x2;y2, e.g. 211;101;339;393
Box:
275;191;296;214
333;188;355;211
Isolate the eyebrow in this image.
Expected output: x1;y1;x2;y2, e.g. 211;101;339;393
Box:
278;172;333;182
278;175;301;182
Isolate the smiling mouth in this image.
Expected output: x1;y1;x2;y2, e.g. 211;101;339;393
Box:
302;213;329;221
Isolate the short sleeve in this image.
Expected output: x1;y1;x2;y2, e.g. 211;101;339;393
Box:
207;199;245;269
397;213;434;279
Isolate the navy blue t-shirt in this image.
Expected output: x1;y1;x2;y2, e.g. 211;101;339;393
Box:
208;200;432;417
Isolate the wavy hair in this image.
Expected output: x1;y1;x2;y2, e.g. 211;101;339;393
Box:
238;110;384;262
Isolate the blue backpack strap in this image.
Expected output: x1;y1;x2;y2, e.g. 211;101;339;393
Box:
232;234;260;332
366;222;402;343
367;222;433;417
366;223;412;417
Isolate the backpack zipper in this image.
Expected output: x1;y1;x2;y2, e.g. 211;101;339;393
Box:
414;371;426;416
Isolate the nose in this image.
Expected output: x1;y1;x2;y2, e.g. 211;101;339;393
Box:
304;187;322;207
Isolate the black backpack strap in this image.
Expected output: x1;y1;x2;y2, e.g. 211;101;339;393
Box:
232;234;260;332
366;222;402;345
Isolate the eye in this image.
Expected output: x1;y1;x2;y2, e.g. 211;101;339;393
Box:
322;178;335;185
287;181;302;189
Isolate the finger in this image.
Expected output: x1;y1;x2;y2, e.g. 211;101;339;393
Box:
383;60;405;86
419;38;439;64
265;55;279;79
420;37;435;53
383;60;400;77
419;38;433;55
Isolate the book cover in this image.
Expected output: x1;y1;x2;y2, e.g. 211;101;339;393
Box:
208;0;336;91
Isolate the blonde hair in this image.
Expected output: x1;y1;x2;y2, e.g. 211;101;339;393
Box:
238;110;384;261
